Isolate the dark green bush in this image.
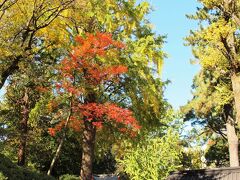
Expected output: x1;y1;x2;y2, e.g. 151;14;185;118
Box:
0;172;7;180
59;174;79;180
0;154;55;180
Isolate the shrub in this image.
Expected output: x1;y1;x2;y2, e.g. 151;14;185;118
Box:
0;172;7;180
117;129;182;180
59;174;79;180
0;154;55;180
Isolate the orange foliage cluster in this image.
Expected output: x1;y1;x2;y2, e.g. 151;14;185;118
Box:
78;103;141;131
57;32;126;88
49;33;140;137
48;128;56;136
73;32;125;57
48;117;82;136
48;102;140;136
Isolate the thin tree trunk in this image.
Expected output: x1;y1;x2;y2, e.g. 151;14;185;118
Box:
80;120;96;180
224;104;239;167
18;90;29;166
47;137;64;175
47;102;72;175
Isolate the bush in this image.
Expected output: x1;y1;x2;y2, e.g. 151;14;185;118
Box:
116;129;182;180
59;174;79;180
0;154;55;180
0;172;7;180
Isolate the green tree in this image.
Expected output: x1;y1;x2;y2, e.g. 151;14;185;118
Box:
0;1;167;178
45;1;166;178
185;0;240;167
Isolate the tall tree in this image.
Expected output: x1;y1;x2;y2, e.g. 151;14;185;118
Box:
48;33;140;179
45;1;166;177
185;0;240;167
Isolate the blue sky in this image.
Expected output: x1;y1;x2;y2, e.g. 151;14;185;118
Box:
147;0;200;109
0;85;5;99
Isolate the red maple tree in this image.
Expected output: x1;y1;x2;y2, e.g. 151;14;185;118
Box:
48;32;140;179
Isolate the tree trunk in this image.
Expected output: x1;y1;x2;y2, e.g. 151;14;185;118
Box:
226;122;239;167
224;104;239;167
80;120;96;180
231;74;240;128
18;90;29;166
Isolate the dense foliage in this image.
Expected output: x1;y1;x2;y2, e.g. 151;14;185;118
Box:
0;0;182;179
3;0;238;178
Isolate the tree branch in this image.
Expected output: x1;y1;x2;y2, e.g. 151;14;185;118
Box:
0;55;22;89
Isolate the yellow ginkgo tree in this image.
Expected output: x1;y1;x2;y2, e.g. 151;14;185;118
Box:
186;0;240;167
